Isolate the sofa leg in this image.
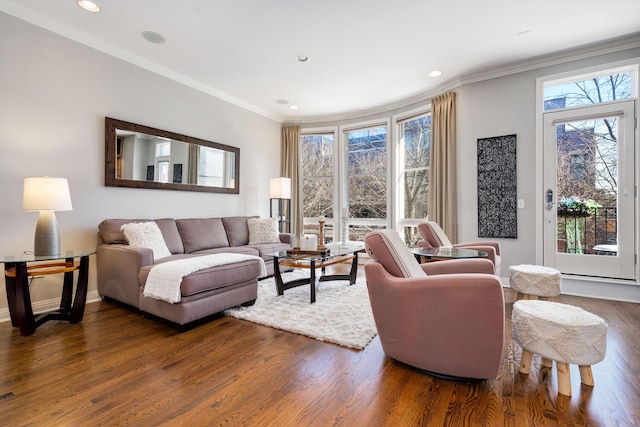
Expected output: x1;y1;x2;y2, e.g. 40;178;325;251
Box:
241;299;256;307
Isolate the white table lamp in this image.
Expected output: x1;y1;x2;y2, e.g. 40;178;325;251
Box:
270;177;291;233
23;177;73;256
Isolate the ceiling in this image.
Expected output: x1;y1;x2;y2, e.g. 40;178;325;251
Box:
2;0;639;122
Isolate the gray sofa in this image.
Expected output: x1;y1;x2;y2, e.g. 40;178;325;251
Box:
97;216;295;328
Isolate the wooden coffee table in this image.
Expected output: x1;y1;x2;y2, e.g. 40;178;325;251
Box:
268;242;365;303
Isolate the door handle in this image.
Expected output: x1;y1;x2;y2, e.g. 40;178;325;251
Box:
545;189;554;211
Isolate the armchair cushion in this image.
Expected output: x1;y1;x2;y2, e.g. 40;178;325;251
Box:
364;229;426;278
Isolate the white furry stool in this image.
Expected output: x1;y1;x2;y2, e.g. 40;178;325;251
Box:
512;300;607;396
510;264;561;299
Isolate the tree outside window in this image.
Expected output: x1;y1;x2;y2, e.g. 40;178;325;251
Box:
399;114;431;245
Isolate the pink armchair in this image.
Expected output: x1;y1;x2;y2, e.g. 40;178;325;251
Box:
417;221;502;275
364;229;505;380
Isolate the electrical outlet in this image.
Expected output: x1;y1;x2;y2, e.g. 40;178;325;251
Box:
517;199;525;209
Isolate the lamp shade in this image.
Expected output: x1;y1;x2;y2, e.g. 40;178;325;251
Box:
23;177;73;211
270;177;291;199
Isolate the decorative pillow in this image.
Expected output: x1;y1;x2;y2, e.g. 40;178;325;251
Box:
247;217;280;245
121;221;172;260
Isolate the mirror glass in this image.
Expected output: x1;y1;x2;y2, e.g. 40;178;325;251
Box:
105;117;239;194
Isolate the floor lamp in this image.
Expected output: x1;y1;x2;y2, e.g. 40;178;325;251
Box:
270;177;291;233
23;176;73;256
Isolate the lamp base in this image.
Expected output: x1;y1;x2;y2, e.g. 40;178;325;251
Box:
34;210;61;256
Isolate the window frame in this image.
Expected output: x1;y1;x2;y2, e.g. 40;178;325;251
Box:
300;104;434;244
393;106;432;241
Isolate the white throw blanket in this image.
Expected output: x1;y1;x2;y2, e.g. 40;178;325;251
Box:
143;253;267;303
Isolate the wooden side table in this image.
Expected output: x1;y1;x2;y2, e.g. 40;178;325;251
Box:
2;250;95;336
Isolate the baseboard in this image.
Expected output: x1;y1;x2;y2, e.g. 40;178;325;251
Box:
0;290;102;324
502;275;640;303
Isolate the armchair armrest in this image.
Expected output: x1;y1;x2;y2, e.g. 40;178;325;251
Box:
421;258;495;275
454;241;501;256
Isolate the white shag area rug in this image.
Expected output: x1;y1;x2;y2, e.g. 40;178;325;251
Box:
225;270;377;350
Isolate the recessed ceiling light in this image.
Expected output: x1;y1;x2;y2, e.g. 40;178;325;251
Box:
296;55;310;63
276;99;289;105
289;105;299;110
141;31;166;44
78;0;100;12
429;70;442;77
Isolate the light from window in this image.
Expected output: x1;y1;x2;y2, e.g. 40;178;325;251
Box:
399;114;431;245
198;146;226;187
156;141;171;157
347;126;387;220
157;161;169;183
400;115;431;219
543;71;632;111
301;134;334;218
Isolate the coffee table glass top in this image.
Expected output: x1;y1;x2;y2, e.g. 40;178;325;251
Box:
1;249;96;264
411;247;488;259
267;241;365;262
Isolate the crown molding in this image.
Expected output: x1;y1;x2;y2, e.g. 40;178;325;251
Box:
0;2;284;123
458;33;640;87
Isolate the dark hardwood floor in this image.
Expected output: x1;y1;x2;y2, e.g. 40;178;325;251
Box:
1;266;639;426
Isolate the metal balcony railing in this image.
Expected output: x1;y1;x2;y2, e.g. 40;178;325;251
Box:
557;206;617;255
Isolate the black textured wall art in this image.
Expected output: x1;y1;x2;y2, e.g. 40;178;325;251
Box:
477;134;517;238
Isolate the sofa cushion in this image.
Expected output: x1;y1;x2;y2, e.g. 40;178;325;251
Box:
248;217;280;244
139;256;263;297
192;246;259;256
98;218;184;254
121;221;172;260
176;218;230;253
222;216;258;247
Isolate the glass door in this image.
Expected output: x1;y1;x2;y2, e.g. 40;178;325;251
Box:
543;100;635;280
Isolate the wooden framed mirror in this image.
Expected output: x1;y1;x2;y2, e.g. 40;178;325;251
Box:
105;117;239;194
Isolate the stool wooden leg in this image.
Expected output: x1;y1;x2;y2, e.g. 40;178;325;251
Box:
579;365;594;387
541;358;553;368
557;362;572;396
519;350;533;374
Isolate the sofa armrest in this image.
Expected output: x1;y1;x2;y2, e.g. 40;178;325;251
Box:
279;233;296;247
97;244;154;308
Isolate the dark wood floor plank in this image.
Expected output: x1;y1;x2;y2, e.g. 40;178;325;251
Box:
1;265;639;426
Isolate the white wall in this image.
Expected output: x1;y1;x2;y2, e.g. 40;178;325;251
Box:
0;13;281;313
457;72;539;270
